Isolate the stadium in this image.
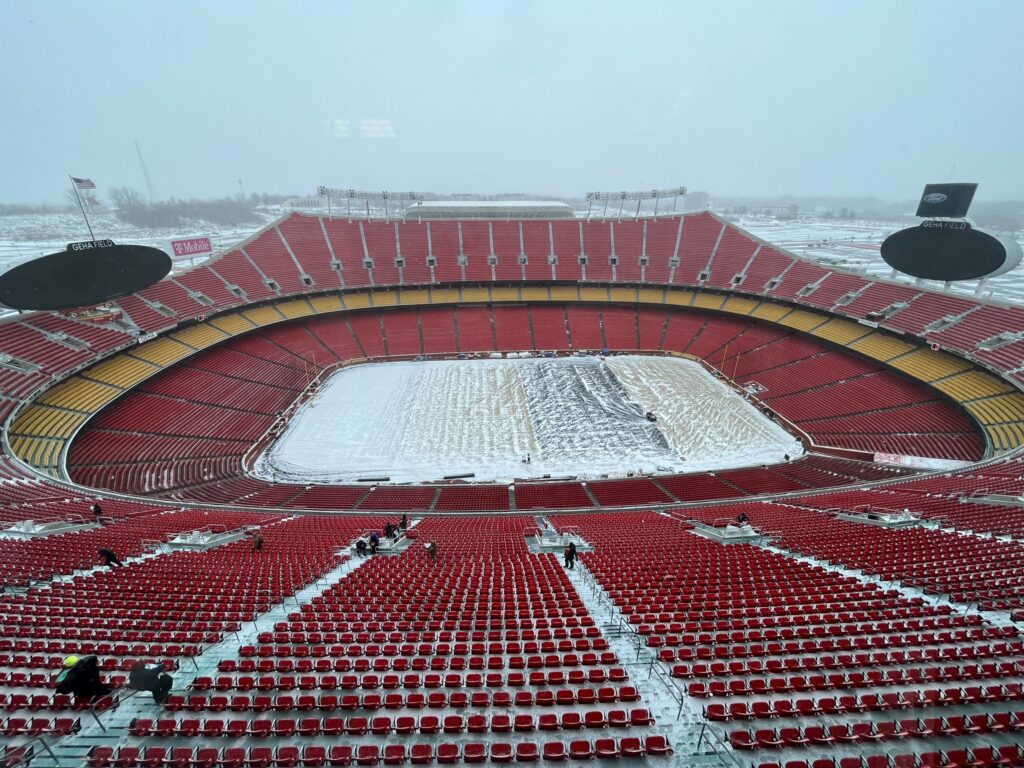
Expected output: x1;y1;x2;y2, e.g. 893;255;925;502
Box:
0;196;1020;768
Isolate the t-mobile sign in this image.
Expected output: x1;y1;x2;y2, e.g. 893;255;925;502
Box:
170;236;213;259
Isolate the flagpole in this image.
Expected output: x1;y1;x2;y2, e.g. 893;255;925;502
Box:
68;176;96;241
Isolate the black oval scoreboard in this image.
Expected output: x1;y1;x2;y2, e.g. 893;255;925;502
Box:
881;183;1022;281
0;240;172;311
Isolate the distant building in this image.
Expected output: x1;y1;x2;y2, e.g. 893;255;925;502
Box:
404;200;575;220
284;197;327;211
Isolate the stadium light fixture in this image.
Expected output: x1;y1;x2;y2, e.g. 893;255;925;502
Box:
317;187;424;221
584;187;687;220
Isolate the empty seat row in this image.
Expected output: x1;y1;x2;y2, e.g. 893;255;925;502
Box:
193;669;628;692
131;708;655;737
756;744;1024;768
730;711;1024;749
686;669;1022;697
164;686;639;712
705;686;1024;719
1;715;79;737
90;737;673;767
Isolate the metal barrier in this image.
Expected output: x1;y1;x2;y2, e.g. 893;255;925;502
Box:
695;722;747;768
5;737;62;768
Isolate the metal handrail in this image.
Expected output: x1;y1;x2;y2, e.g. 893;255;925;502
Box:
695;722;747;768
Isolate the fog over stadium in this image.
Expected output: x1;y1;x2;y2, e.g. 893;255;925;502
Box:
2;0;1024;203
3;4;1024;767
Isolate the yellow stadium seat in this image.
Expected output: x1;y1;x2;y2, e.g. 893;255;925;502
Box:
341;292;371;309
778;309;826;331
848;332;917;361
397;288;431;305
129;338;193;367
664;290;694;307
520;286;550;301
548;286;577;302
887;348;974;382
169;323;229;350
460;287;490;303
209;312;256;336
39;377;121;413
82;355;160;389
608;287;638;303
810;318;872;346
692;292;726;310
308;295;344;313
490;287;520;303
749;302;790;321
369;290;398;307
720;296;759;316
276;299;317;319
242;306;286;327
429;288;460;304
578;287;607;303
637;288;665;305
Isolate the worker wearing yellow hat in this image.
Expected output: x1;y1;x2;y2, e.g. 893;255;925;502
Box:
55;655;110;703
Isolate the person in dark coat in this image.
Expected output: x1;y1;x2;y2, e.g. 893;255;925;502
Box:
369;532;379;554
252;536;264;552
399;514;408;531
128;661;174;704
385;523;395;540
98;548;123;568
90;503;103;524
56;656;111;703
564;542;578;570
355;539;367;557
736;512;749;525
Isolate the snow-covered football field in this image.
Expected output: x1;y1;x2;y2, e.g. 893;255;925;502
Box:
251;355;802;484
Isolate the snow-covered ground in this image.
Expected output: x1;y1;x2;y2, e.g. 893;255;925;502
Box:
0;209;281;315
737;216;1024;306
252;355;801;484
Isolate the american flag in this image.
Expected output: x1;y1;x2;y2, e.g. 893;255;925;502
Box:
71;177;96;190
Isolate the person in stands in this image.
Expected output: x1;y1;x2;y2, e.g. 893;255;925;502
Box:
98;548;123;568
564;542;577;570
56;655;111;704
384;522;395;540
736;511;749;525
399;514;408;531
90;503;103;524
355;539;367;557
128;661;174;704
369;531;380;554
425;542;438;562
252;535;264;552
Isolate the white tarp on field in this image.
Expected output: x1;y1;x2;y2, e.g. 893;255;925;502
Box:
252;355;802;484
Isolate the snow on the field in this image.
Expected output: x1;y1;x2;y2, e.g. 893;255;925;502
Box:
252;355;801;484
606;356;802;471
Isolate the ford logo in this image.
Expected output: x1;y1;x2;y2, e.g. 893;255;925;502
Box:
923;192;948;204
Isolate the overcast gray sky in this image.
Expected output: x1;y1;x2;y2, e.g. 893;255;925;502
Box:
3;0;1023;204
